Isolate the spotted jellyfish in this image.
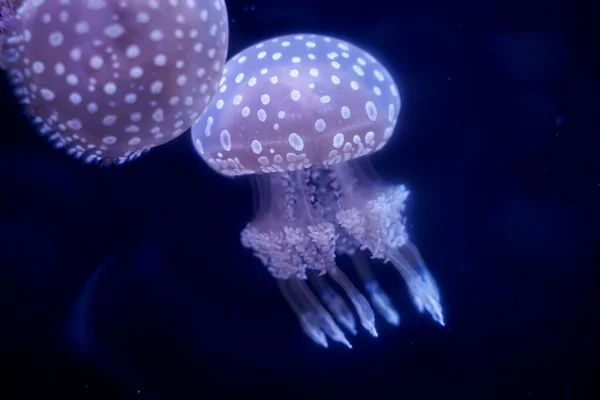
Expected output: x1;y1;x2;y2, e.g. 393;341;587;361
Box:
191;33;445;348
0;0;21;39
0;0;228;165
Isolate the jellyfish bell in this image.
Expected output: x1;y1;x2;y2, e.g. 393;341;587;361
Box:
0;0;228;165
0;1;21;38
192;34;399;175
191;33;444;348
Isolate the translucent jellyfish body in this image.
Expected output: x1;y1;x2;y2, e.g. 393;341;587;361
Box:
0;0;228;164
191;34;444;348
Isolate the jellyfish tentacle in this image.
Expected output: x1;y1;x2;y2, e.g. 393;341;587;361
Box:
292;278;353;348
308;272;358;335
336;171;444;327
278;279;328;348
280;278;352;348
351;252;401;326
386;244;445;326
326;263;378;337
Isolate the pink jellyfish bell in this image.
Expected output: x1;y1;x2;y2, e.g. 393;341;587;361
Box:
0;0;228;165
191;33;444;348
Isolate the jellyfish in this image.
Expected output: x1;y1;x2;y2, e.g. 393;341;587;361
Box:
0;0;20;37
0;0;228;164
190;33;444;348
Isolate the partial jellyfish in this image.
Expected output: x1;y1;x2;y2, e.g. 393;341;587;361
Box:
0;0;228;165
191;34;444;348
0;1;21;38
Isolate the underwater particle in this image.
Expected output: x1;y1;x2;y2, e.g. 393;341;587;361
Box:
0;0;229;165
191;33;444;348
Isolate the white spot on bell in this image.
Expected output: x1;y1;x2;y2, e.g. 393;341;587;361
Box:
341;106;351;119
220;129;231;151
315;119;326;132
48;32;64;47
251;140;263;154
333;133;344;149
257;109;267;122
104;23;125;38
365;101;377;121
288;133;304;151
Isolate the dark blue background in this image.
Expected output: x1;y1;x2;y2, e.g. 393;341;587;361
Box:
0;0;597;398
